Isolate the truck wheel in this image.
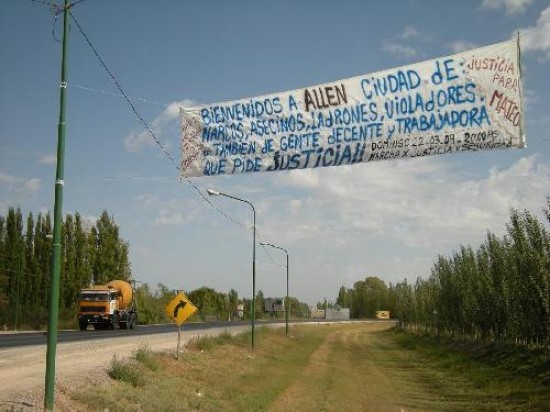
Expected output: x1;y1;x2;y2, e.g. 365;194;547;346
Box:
79;322;87;331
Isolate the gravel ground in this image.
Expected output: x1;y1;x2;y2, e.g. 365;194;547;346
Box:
0;325;251;411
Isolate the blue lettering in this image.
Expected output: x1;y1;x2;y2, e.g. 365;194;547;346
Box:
361;78;373;99
262;138;274;154
203;159;227;176
288;95;298;111
232;157;262;174
432;59;458;85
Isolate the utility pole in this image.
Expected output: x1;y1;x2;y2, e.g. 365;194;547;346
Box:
259;242;289;334
44;0;70;409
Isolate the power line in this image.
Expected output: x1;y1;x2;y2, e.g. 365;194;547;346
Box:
257;233;286;269
69;83;168;107
31;5;283;269
66;176;176;183
31;0;250;233
69;12;178;168
68;11;249;230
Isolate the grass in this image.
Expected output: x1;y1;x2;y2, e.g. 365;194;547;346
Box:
71;323;550;411
74;326;326;411
106;344;159;387
107;355;145;388
387;330;550;410
132;343;160;371
186;330;240;352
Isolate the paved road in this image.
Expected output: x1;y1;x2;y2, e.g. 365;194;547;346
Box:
0;319;352;349
0;321;256;348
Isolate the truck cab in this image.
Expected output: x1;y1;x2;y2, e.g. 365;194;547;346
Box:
78;282;137;330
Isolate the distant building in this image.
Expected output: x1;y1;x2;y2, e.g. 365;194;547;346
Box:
234;303;244;319
325;308;350;320
264;298;285;312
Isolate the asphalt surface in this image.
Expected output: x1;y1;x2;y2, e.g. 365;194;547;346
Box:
0;321;256;349
0;319;336;349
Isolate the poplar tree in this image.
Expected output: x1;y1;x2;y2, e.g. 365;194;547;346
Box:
21;213;36;325
61;213;76;308
0;216;7;323
485;232;509;341
5;208;23;321
35;213;53;312
74;213;92;291
228;288;239;320
91;210;131;284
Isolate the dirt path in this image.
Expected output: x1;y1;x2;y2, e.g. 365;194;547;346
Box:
269;322;407;412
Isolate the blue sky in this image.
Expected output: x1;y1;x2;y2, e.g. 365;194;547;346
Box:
1;0;550;305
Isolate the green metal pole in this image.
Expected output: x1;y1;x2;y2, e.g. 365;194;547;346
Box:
44;0;69;409
251;206;256;351
259;242;289;334
206;190;256;351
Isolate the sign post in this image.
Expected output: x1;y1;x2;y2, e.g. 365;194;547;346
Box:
165;291;198;359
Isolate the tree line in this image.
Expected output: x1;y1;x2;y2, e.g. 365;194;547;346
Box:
335;276;391;318
137;284;310;325
0;207;130;329
334;199;550;348
0;207;310;329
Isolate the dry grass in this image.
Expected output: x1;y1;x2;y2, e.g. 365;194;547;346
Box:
69;323;550;411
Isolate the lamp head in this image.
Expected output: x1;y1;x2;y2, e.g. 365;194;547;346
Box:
206;189;220;196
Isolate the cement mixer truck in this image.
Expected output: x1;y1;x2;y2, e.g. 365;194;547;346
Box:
78;280;138;331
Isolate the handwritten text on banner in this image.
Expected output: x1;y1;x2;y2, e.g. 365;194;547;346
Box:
180;40;525;178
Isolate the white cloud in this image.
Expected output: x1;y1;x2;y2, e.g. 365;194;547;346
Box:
261;155;550;255
125;130;154;153
0;173;41;196
135;193;161;208
38;154;57;165
154;209;194;227
381;43;417;58
282;169;321;189
523;88;538;112
0;172;18;185
448;40;480;53
135;193;199;227
124;99;196;152
520;6;550;58
401;25;420;39
380;26;425;59
481;0;532;15
22;178;41;193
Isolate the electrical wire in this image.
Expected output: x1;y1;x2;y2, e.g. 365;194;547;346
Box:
30;3;284;269
69;13;178;168
67;11;250;230
257;233;286;269
69;83;168;107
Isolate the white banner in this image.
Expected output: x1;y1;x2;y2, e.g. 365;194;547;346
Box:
181;39;525;178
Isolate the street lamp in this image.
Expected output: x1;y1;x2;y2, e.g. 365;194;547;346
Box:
260;242;289;335
207;189;257;351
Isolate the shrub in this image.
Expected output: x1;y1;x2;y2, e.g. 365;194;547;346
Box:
132;344;159;371
108;355;145;387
